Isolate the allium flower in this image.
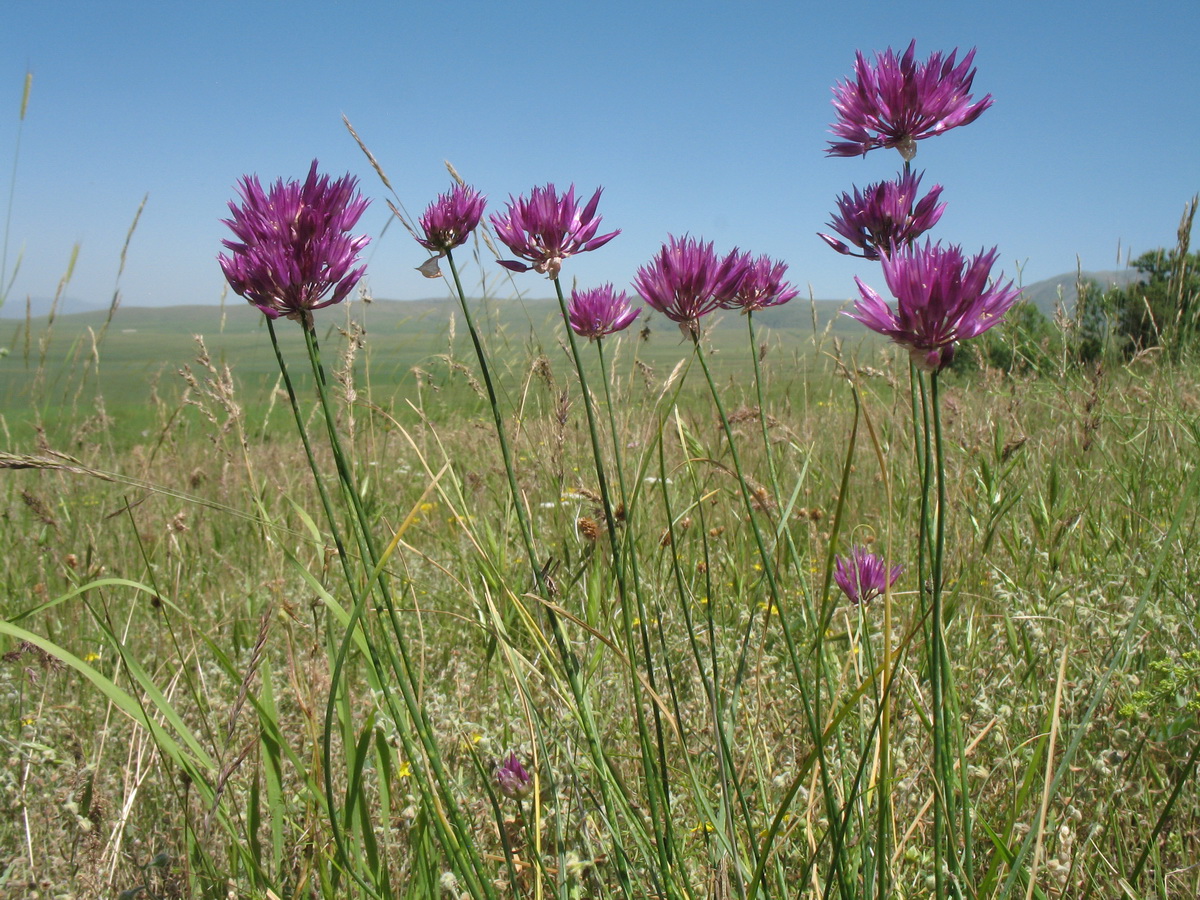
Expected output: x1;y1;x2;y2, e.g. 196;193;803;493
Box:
834;546;902;606
219;160;370;320
417;184;486;254
848;241;1022;372
567;283;642;340
633;236;750;337
826;41;993;160
819;170;946;260
490;184;619;279
493;752;532;800
719;253;799;313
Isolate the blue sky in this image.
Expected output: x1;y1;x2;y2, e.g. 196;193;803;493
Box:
3;0;1198;315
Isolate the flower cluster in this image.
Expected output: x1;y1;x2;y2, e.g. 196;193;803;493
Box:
491;184;619;279
834;547;902;606
414;184;487;278
826;40;993;160
417;184;486;255
218;161;370;320
823;41;1017;369
493;752;533;800
633;236;752;337
719;253;800;313
567;284;641;340
848;241;1021;372
819;170;945;261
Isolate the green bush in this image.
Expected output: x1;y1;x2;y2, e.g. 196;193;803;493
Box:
949;300;1060;374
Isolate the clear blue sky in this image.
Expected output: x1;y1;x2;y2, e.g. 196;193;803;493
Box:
3;0;1198;314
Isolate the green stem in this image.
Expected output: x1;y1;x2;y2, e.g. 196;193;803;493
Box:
690;331;850;900
549;279;620;562
444;252;541;583
746;311;815;626
268;317;382;898
594;332;677;866
298;312;495;900
930;369;968;893
921;366;946;897
690;333;782;653
549;276;676;882
267;318;358;592
747;305;863;896
443;255;649;898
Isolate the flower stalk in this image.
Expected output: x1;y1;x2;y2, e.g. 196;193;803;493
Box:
221;163;495;899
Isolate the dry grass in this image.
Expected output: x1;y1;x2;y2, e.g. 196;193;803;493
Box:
1;316;1198;899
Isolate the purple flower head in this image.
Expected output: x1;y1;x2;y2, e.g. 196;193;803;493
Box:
826;40;993;160
493;752;533;800
834;546;902;606
490;184;619;279
719;253;800;313
218;161;370;320
847;241;1022;373
819;170;946;261
633;236;751;338
568;284;642;340
417;184;486;254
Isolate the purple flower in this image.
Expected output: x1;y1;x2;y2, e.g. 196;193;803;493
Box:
490;184;619;279
847;241;1022;373
834;547;902;606
819;170;946;261
417;184;486;254
719;253;800;313
633;236;750;337
218;161;370;320
826;41;993;160
493;752;532;800
568;284;642;340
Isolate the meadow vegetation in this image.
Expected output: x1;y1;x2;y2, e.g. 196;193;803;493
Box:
2;280;1198;898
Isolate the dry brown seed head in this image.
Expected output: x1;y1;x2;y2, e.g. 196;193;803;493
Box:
577;517;600;542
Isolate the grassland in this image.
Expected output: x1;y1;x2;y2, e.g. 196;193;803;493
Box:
0;296;859;438
1;295;1198;899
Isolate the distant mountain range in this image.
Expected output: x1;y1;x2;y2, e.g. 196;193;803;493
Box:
0;292;858;335
1015;269;1145;318
0;294;110;320
0;267;1148;328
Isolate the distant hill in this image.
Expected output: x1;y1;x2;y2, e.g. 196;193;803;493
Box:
359;295;860;336
0;294;861;339
1017;269;1144;318
0;294;109;320
2;273;1150;337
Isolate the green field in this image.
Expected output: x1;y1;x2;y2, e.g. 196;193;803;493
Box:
2;295;1198;899
1;296;864;440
